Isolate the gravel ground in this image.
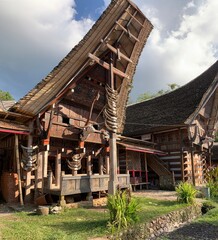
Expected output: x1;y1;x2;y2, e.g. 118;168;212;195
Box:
132;190;177;201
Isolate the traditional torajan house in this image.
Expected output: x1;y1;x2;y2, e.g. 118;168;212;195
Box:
0;0;153;204
124;61;218;189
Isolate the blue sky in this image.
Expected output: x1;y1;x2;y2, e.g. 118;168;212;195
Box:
74;0;104;20
0;0;217;102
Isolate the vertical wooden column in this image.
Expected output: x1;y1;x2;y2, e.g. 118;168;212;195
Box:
190;145;196;186
55;150;61;188
99;155;104;175
87;154;92;176
43;145;49;178
25;121;34;202
15;134;24;206
108;56;118;195
144;153;149;189
179;128;185;182
105;146;110;174
108;132;118;195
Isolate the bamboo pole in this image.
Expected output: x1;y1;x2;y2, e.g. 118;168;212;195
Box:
15;134;24;206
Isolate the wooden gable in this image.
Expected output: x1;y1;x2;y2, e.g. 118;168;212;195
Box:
10;0;153;135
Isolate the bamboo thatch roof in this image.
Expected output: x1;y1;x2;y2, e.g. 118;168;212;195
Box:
124;60;218;136
10;0;153;133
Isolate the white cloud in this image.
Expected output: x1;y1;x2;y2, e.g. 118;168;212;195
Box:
0;0;94;99
130;0;218;100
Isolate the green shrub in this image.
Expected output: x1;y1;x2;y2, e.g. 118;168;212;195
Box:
107;189;139;234
175;182;198;204
205;167;218;199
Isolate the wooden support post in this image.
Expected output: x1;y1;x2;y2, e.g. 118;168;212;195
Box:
179;128;185;182
15;134;24;206
108;55;118;195
144;153;149;190
55;151;61;187
25;121;34;203
72;169;77;176
190;145;196;186
87;154;92;176
43;145;49;178
108;132;118;195
105;146;110;174
59;195;66;206
99;155;104;175
105;155;110;174
48;170;53;189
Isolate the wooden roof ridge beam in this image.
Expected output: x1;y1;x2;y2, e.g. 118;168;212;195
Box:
88;53;129;79
115;21;140;42
101;39;133;63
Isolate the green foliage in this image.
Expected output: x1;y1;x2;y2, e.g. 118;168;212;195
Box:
0;90;14;100
107;189;139;234
176;182;198;204
136;83;180;103
205;166;218;199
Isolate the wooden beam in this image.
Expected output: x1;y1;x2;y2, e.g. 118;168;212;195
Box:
125;9;144;27
115;21;140;42
88;53;129;79
101;40;133;63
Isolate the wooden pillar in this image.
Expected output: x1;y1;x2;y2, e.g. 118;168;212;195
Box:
55;151;61;187
25;121;34;202
59;195;66;206
15;134;24;206
108;132;118;195
144;153;148;189
87;154;92;176
105;146;110;174
48;170;53;189
99;155;104;175
179;128;184;182
43;145;49;178
190;145;196;186
108;56;118;195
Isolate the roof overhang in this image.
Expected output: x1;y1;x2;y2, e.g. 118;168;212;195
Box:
117;142;166;155
0;120;29;136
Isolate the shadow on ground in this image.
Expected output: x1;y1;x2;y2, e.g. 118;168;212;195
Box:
158;222;218;240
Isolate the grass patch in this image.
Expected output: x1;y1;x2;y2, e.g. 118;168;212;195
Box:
197;199;218;225
0;197;187;240
137;197;187;222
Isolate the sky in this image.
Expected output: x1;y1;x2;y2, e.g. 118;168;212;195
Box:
0;0;218;102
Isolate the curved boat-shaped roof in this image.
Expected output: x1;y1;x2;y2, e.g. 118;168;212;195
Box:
10;0;153;133
124;60;218;136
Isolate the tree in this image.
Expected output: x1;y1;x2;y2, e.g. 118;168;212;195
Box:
136;83;180;103
0;90;14;101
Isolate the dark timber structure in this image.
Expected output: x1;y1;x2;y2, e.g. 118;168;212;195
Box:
0;0;153;204
124;61;218;188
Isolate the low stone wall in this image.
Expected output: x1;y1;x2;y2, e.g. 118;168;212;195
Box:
113;204;202;240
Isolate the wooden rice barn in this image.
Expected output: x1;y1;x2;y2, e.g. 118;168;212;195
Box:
0;0;153;204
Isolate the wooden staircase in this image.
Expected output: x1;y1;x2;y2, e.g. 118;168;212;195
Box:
147;155;175;189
